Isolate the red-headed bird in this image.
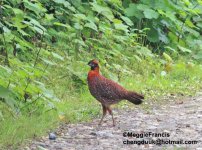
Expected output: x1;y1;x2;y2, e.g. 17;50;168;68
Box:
87;59;144;126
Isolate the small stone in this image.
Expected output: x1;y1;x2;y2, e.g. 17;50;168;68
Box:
163;130;170;133
89;132;97;136
96;130;113;138
49;133;56;140
197;114;202;118
38;142;48;147
24;147;31;150
186;124;190;127
37;146;48;150
148;125;157;130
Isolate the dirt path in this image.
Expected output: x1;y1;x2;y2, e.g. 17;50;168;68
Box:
27;96;202;150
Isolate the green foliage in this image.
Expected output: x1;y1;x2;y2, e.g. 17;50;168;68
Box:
124;0;202;59
1;0;202;119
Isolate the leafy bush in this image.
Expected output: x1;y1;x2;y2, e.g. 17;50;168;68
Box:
124;0;202;59
0;0;202;119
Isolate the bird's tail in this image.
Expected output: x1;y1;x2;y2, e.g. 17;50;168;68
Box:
125;91;144;105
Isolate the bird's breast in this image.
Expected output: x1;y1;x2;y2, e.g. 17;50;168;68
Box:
87;74;102;97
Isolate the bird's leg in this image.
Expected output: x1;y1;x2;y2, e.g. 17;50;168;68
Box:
98;104;107;126
107;106;115;126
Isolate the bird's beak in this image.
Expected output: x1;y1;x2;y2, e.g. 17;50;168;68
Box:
87;61;92;67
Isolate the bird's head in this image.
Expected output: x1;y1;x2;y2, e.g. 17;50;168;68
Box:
88;59;99;70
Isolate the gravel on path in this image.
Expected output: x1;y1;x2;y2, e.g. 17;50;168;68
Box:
27;96;202;150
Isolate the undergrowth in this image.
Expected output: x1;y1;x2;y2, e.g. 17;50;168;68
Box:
0;58;202;149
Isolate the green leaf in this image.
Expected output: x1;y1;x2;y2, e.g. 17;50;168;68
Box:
53;22;71;29
18;29;29;36
168;32;178;43
29;18;46;31
91;2;114;21
53;0;70;7
163;52;173;62
193;51;202;60
136;46;154;57
120;16;133;26
136;4;150;10
147;28;159;42
74;23;83;30
185;19;196;28
184;26;200;37
84;22;98;31
23;0;46;14
0;86;17;111
23;18;46;34
197;0;202;5
32;26;44;34
0;65;12;74
51;52;64;61
157;28;169;43
41;58;56;66
113;64;121;70
125;4;144;19
12;8;24;16
74;14;87;20
196;22;202;28
143;9;159;19
45;14;55;21
2;26;11;33
0;86;11;98
73;39;87;47
134;55;142;62
164;46;176;52
14;36;34;49
113;19;122;24
114;23;129;33
177;45;192;53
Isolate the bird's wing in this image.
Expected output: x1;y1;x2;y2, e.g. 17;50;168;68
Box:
95;76;126;100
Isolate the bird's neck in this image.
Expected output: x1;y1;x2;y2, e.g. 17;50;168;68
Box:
88;66;100;80
91;66;99;73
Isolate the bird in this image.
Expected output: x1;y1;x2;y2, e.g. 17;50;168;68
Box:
87;59;144;126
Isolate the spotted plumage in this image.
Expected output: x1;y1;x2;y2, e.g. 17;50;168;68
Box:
87;59;144;126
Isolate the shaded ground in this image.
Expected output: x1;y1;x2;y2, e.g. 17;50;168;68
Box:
26;95;202;150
